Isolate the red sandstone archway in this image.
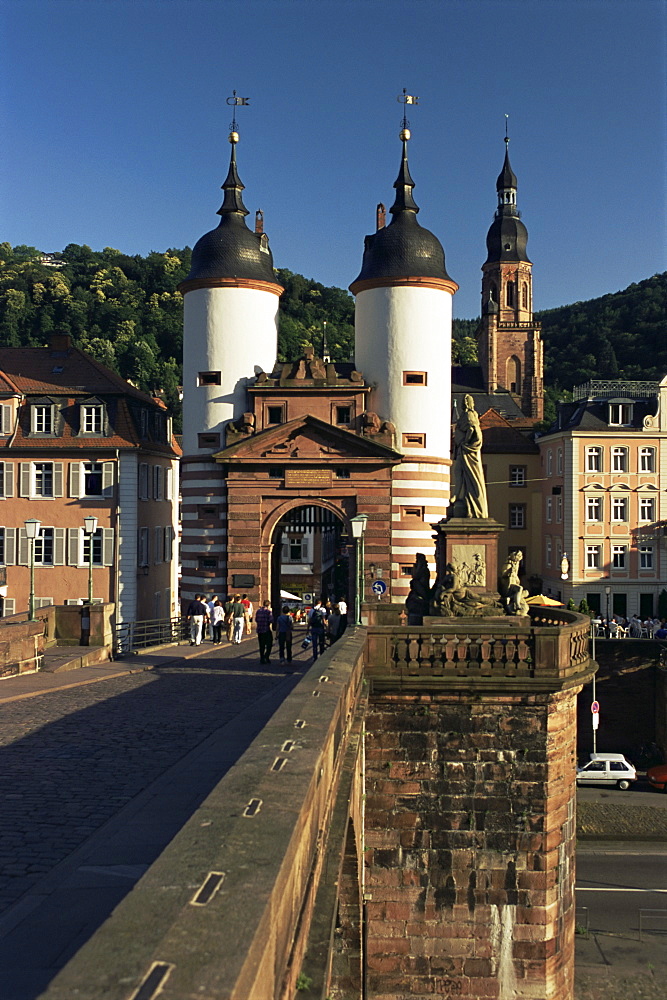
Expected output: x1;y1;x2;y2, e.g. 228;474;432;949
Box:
263;499;353;615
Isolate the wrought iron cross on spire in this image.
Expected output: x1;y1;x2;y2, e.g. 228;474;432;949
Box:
226;90;250;134
397;88;419;131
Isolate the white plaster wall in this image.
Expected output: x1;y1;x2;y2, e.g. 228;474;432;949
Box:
354;285;453;459
182;286;279;454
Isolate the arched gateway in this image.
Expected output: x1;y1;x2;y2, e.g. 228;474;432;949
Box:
268;502;349;611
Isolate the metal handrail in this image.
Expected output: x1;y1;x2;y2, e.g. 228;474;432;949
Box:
113;616;189;657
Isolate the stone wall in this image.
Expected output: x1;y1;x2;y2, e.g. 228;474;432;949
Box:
0;617;46;677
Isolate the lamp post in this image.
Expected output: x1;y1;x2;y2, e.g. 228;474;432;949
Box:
605;585;611;635
24;519;41;621
350;514;368;625
83;515;98;606
590;618;601;753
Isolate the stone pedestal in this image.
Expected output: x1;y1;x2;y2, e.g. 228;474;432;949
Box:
432;516;504;597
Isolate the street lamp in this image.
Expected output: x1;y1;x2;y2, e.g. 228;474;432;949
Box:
83;515;99;606
605;585;611;635
24;518;41;621
350;514;368;625
590;618;601;753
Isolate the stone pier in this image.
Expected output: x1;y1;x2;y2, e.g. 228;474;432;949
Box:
363;608;593;999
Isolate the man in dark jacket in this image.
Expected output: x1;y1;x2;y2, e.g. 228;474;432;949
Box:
186;594;209;646
255;600;273;663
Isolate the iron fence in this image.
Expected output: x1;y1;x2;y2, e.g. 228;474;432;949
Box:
113;616;189;657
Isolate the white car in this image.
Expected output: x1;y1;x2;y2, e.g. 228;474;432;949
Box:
576;753;636;790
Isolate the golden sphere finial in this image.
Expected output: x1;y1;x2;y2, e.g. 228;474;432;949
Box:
399;127;411;141
228;131;239;144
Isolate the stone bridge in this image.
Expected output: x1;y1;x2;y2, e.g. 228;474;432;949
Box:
41;606;593;1000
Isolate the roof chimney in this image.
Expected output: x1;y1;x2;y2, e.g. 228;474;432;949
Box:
50;334;72;353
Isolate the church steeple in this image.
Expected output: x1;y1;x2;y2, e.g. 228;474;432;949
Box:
478;129;543;421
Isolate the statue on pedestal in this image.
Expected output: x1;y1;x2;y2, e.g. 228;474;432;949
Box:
499;550;530;615
405;553;430;625
449;394;489;519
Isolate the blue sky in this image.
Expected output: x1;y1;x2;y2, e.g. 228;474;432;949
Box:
2;0;665;318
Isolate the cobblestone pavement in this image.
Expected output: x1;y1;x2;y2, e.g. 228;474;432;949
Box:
0;651;300;916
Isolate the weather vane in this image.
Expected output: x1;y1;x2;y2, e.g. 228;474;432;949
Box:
397;88;418;132
226;90;250;135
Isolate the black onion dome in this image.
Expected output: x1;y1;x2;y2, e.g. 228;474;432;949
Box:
351;135;453;287
485;214;531;264
182;137;278;285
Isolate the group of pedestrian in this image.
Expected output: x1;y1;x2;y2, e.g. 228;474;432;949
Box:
185;593;254;645
184;593;349;665
306;597;347;660
597;615;667;639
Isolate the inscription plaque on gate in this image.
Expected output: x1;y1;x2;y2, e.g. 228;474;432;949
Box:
285;469;332;489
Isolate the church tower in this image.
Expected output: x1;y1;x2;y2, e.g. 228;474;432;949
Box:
478;134;543;421
350;126;458;598
178;126;283;605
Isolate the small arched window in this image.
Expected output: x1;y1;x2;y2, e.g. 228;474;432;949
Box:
522;282;528;309
506;281;515;307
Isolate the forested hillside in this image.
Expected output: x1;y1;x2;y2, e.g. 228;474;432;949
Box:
1;243;664;429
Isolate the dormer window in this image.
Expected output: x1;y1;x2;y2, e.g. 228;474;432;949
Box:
608;400;633;426
31;402;54;435
81;403;103;435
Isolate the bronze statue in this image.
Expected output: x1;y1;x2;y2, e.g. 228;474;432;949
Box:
450;394;489;519
405;553;430;625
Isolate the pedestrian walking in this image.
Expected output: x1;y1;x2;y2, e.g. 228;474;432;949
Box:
242;594;254;635
224;596;235;641
276;605;293;662
337;597;348;635
186;594;209;646
207;594;218;640
328;604;341;645
211;600;225;644
308;598;328;660
231;595;246;644
255;600;273;663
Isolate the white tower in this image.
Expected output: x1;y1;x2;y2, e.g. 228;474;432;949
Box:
350;128;458;599
179;129;283;605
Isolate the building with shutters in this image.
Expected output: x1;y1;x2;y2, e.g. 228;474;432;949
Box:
0;335;180;621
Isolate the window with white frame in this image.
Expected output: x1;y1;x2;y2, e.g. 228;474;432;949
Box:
69;461;114;499
84;462;103;496
509;504;526;529
612;544;627;569
639;496;656;521
31;403;54;434
81;403;104;435
586;446;602;472
639;447;655;472
546;450;553;476
509;465;527;487
546;497;552;522
639;545;654;569
34;463;53;497
586;495;603;521
557;448;563;474
611;447;628;473
609;402;632;426
586;545;601;569
611;496;628;521
545;537;552;567
82;529;103;565
34;527;54;565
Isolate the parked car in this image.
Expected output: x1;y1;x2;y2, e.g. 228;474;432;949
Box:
647;763;667;792
576;753;636;790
